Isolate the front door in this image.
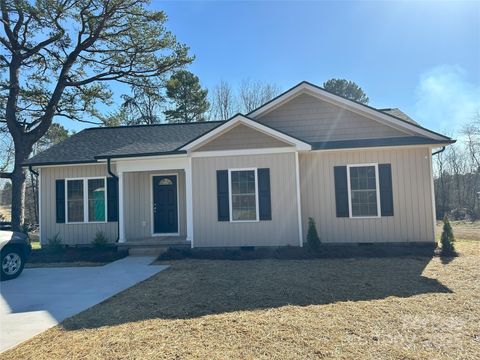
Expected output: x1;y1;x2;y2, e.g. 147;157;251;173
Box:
152;175;178;234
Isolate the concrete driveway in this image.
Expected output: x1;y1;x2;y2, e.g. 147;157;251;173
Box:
0;257;168;353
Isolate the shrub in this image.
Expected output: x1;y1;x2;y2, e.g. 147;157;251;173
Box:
306;217;321;252
46;233;64;253
91;231;109;249
440;216;456;255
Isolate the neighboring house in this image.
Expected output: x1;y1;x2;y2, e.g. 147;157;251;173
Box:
25;81;454;248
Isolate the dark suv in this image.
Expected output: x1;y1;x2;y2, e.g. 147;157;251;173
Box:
1;230;31;281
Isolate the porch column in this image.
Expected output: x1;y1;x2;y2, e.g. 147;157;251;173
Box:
185;157;194;245
118;171;126;243
295;151;303;247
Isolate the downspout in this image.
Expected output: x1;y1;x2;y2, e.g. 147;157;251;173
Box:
107;158;120;243
28;165;40;226
432;146;445;156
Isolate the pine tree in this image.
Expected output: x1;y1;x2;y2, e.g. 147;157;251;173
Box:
307;217;321;252
164;70;210;123
440;216;456;255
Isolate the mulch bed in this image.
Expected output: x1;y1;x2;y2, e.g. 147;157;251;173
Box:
158;243;438;261
28;247;128;264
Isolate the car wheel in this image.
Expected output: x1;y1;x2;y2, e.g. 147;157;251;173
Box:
1;247;25;281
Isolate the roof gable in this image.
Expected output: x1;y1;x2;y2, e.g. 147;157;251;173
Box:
195;123;293;152
180;114;311;151
249;81;452;142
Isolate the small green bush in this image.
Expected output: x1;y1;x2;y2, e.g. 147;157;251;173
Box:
306;217;321;252
46;233;64;253
92;231;109;249
440;216;455;255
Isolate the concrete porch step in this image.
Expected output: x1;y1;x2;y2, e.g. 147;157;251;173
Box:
118;237;190;257
128;247;169;257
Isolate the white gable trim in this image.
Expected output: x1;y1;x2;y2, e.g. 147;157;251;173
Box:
248;82;449;141
180;114;311;151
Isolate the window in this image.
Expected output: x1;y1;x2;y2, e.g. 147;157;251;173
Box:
67;179;84;223
347;164;380;218
229;169;258;221
66;177;106;223
88;179;106;222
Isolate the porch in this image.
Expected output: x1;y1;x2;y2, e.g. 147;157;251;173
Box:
114;155;193;246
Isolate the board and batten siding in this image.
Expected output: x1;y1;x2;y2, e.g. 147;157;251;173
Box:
123;170;186;240
195;123;290;151
256;93;414;142
40;164;117;245
192;153;299;247
299;147;435;243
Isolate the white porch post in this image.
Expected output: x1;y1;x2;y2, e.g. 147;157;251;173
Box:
185;157;194;246
118;171;126;243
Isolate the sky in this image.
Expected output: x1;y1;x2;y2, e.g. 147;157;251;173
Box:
68;0;480;135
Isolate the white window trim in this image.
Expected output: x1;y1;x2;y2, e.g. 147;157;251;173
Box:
346;163;381;219
228;168;259;223
65;176;108;224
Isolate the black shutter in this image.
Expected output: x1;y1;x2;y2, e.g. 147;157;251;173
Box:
107;177;119;222
258;168;272;220
334;166;349;217
55;179;65;223
217;170;229;221
379;164;394;216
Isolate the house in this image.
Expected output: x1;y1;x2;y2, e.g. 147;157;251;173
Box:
25;81;454;248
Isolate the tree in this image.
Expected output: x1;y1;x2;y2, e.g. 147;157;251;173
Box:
306;217;321;252
117;80;165;125
36;123;69;151
323;78;369;104
164;70;209;123
210;80;237;120
440;216;455;255
0;0;192;230
239;79;280;113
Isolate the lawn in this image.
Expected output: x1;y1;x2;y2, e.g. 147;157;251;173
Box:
3;238;479;359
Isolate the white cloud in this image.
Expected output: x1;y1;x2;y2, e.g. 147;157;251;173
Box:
414;65;480;134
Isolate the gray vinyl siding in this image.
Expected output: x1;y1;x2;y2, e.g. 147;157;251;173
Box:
192;153;299;247
40;164;117;245
196;123;290;151
256;93;414;142
299;147;435;243
123;170;186;240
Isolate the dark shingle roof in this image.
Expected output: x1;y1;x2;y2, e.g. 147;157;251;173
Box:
25;121;224;165
310;136;454;151
379;108;418;125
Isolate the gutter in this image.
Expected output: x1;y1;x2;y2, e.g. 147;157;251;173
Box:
107;158;120;243
432;146;446;156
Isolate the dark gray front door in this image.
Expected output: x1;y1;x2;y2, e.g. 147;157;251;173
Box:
152;175;178;234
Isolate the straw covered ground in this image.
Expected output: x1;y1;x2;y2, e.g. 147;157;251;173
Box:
2;239;479;359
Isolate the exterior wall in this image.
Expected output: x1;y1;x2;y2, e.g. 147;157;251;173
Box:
256;93;414;142
299;147;436;243
192;153;299;247
40;164;117;245
124;170;186;240
195;123;290;151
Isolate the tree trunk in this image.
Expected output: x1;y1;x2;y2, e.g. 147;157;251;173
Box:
10;142;32;231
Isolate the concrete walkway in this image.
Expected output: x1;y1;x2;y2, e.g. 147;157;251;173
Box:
0;257;168;353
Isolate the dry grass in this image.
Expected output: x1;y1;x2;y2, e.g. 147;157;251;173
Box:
3;240;480;359
436;220;480;241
